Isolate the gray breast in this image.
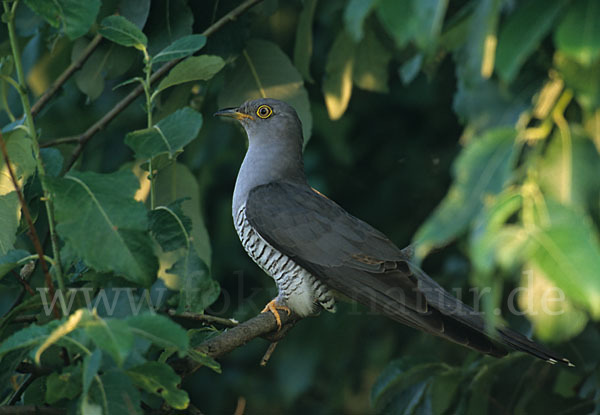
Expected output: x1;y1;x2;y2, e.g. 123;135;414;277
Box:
234;204;336;317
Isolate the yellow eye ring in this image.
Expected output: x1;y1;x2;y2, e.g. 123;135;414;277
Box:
256;104;273;119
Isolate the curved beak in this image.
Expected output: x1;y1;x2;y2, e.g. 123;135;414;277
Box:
213;107;254;121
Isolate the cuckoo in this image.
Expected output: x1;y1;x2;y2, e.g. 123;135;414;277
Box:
215;98;572;365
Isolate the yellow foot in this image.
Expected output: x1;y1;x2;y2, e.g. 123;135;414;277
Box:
262;299;291;330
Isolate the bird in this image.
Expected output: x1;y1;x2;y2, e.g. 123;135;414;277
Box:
215;97;572;366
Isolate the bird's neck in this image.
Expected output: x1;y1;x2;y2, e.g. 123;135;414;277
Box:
233;142;306;214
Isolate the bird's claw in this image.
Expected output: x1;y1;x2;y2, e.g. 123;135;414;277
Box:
262;299;291;330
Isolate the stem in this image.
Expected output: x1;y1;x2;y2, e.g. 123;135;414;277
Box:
3;0;65;295
142;47;156;209
0;132;59;318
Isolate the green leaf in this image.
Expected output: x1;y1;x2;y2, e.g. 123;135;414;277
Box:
155;55;225;94
99;15;148;49
470;190;523;274
414;128;519;259
495;0;567;83
372;359;451;414
554;0;600;66
0;129;35;255
187;349;221;374
538;130;600;209
35;309;93;364
218;39;313;142
0;249;30;280
89;369;142;415
82;349;102;395
376;0;414;48
85;318;134;366
46;368;82;404
73;39;138;100
376;0;448;51
528;201;600;318
518;264;589;342
323;31;355;121
293;0;318;82
46;170;158;286
152;34;207;64
0;320;60;358
149;199;192;252
554;52;600;111
344;0;377;42
125;313;189;354
125;107;203;160
148;163;212;266
25;0;100;39
168;245;219;314
127;361;189;409
353;25;391;93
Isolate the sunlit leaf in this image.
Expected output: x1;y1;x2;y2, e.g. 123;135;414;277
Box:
518;264;588;342
323;31;355;121
0;128;35;255
528;200;600;318
353;25;391;93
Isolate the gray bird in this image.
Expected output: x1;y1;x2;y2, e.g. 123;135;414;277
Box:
215;98;572;365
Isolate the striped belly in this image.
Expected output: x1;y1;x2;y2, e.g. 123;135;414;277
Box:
234;204;336;317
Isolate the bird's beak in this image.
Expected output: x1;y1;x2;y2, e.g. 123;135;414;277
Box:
213;107;254;121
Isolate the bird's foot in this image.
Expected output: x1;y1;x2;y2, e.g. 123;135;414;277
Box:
262;299;291;330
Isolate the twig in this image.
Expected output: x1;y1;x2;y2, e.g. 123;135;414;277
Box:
31;34;103;117
259;341;278;366
167;309;239;328
61;0;266;171
171;310;301;378
0;132;59;318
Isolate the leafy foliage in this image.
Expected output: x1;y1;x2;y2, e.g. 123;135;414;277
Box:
0;0;599;414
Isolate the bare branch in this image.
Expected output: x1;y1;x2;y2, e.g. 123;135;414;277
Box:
172;311;301;378
167;309;239;328
31;34;103;117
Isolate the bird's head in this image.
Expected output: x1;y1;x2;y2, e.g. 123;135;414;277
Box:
214;98;304;151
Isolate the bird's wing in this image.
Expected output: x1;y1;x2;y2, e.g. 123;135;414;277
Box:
245;181;573;364
245;182;471;336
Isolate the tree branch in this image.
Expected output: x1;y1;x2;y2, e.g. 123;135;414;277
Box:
167;309;239;328
31;34;103;117
59;0;265;171
0;131;59;318
172;311;302;378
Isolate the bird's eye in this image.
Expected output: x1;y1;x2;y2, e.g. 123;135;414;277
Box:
256;105;273;119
